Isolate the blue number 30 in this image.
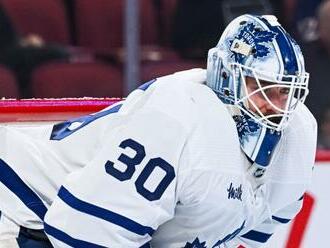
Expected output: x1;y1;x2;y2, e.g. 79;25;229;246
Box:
105;139;175;201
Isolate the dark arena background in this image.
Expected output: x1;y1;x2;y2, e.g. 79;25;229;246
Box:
0;0;328;247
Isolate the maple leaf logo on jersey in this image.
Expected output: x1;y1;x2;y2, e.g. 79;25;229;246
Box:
184;238;207;248
230;22;277;63
233;113;260;140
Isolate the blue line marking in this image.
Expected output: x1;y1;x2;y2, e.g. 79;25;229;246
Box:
58;186;155;236
0;159;47;220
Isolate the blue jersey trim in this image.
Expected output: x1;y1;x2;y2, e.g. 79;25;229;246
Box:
241;229;272;243
50;103;122;140
257;17;298;75
0;159;47;220
272;215;291;224
58;186;155;236
138;79;156;91
17;227;53;248
44;222;107;248
140;242;151;248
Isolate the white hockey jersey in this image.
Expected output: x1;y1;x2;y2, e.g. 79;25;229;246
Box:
0;102;124;232
0;69;317;248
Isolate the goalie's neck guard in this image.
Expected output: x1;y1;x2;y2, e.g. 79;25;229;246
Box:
230;107;282;167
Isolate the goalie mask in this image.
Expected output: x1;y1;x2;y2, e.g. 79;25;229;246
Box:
206;14;309;131
206;14;309;168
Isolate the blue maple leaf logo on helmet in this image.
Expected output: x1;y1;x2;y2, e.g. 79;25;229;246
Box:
233;113;260;141
184;238;207;248
230;22;277;63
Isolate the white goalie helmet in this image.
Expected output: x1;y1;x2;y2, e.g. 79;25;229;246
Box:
206;14;309;131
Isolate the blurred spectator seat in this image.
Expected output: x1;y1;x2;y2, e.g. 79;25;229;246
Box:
75;0;157;54
221;0;272;25
74;0;202;84
158;0;178;46
0;0;71;45
31;62;123;98
0;66;20;98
